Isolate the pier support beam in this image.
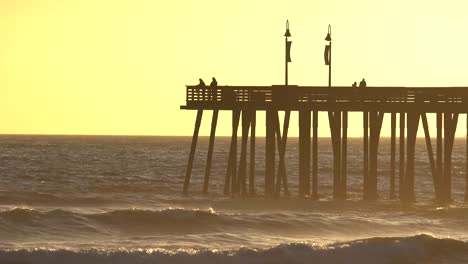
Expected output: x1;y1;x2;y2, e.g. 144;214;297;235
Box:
403;111;419;203
399;112;405;200
249;110;256;195
342;111;348;198
265;110;276;196
329;111;347;199
183;109;203;194
443;113;451;202
363;111;369;199
299;111;303;196
437;112;442;199
423;111;459;203
237;110;251;195
333;111;341;199
364;111;384;200
466;113;468;202
312;111;319;199
390;112;396;199
203;110;219;194
224;110;241;195
368;111;377;200
441;112;458;203
299;111;311;196
276;111;291;196
421;113;440;201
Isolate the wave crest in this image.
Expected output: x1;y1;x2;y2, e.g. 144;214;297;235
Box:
0;235;467;264
0;207;227;235
90;208;223;232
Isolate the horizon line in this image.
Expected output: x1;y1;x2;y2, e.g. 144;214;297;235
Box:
1;133;467;139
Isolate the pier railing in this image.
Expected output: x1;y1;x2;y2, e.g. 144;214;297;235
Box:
182;85;468;112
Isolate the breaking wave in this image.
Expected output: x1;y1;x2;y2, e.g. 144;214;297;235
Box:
0;234;467;264
2;206;468;238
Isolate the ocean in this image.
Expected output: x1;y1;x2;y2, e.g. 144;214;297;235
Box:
1;135;468;264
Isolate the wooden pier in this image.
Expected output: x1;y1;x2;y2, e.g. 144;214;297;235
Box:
181;85;468;203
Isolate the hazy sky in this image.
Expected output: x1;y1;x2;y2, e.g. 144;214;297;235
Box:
1;0;468;136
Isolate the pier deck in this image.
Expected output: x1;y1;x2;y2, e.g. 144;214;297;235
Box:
181;85;468;112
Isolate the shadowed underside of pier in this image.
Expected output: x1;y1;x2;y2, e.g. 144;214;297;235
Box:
181;85;468;204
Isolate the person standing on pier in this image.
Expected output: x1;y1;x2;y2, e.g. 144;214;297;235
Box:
352;81;359;102
210;77;218;101
198;78;206;101
359;78;367;88
198;78;206;87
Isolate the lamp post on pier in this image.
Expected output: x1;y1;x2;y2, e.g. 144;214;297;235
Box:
324;25;332;88
284;20;292;87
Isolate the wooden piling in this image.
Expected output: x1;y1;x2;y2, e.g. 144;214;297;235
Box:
276;111;291;196
301;111;311;196
329;111;336;195
298;111;309;196
224;110;241;195
341;111;348;199
274;113;289;195
405;112;419;202
443;113;458;202
443;113;450;202
368;111;378;200
299;112;303;196
364;111;383;200
390;112;396;199
363;111;369;199
399;112;405;200
448;113;459;194
231;111;240;194
332;111;342;199
203;110;218;194
421;113;439;200
183;109;203;194
466;113;468;202
437;112;443;199
376;112;385;198
265;110;276;196
249;110;256;195
312;111;318;199
237;110;250;195
450;114;459;193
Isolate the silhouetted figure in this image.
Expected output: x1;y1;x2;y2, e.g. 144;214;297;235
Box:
198;78;206;101
352;81;359;102
210;77;218;101
359;78;367;88
198;78;206;87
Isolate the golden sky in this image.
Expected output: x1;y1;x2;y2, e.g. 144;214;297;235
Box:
1;0;468;136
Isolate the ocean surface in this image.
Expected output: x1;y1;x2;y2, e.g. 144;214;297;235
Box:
1;135;468;263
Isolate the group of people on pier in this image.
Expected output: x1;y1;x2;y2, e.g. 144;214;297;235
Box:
198;77;218;101
352;78;366;88
198;77;366;90
195;77;367;102
198;77;217;87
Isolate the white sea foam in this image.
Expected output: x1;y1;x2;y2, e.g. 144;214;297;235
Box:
0;235;467;264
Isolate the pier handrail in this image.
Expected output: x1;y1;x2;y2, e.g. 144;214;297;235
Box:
182;85;468;112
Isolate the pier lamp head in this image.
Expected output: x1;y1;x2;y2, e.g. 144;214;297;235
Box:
284;20;291;37
325;25;331;41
